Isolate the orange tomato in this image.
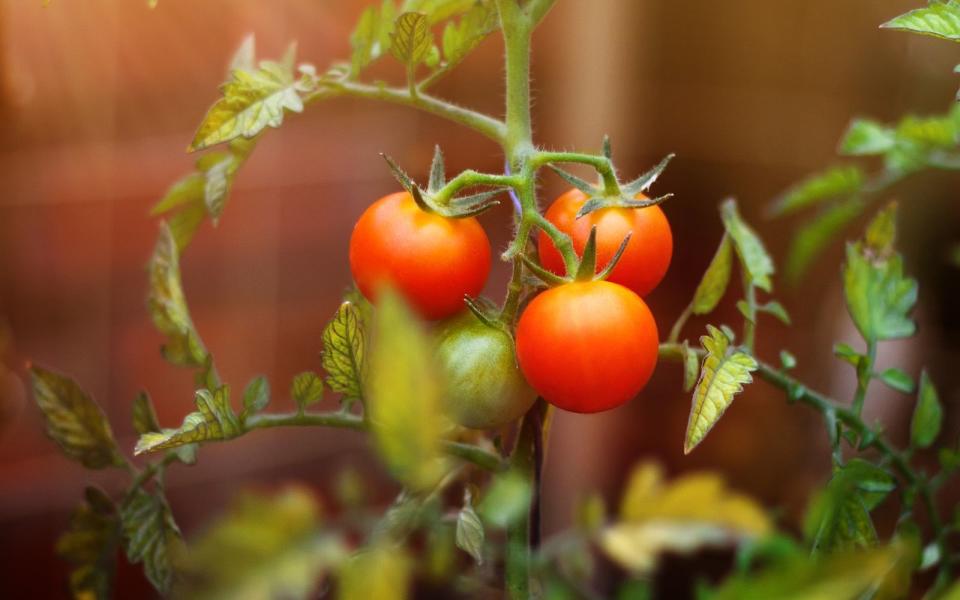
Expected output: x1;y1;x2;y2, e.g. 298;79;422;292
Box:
515;280;659;413
349;192;491;320
538;188;672;296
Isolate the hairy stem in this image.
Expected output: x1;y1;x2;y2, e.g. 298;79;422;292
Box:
321;81;507;144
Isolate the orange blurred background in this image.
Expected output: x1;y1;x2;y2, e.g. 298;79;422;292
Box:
1;0;959;596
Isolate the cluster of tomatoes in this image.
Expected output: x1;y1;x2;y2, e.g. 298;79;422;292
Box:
349;187;671;428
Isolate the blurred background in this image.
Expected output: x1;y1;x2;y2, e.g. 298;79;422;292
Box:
1;0;959;596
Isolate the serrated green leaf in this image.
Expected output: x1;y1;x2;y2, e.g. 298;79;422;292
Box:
911;370;943;448
30;366;125;469
785;196;865;283
121;487;181;595
441;1;497;64
366;290;446;491
291;371;324;410
881;1;960;41
240;375;270;421
879;368;914;393
148;223;208;367
720;199;775;293
770;165;864;217
167;200;207;251
321;302;365;403
57;487;121;600
691;234;733;315
390;12;433;67
804;459;893;554
152;173;205;217
134;386;242;454
682;342;699;393
455;502;484;565
843;242;917;343
404;0;478;23
191;59;304;151
350;7;379;75
839;119;895;156
200;153;236;222
602;462;771;575
228;34;256;74
176;487;344;600
684;326;758;454
132;391;161;435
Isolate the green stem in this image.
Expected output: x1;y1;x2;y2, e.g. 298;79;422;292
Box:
322;81;507;144
852;340;876;417
432;169;523;204
244;411;504;472
498;0;535;162
505;404;540;599
532;151;621;196
668;303;694;344
742;281;757;353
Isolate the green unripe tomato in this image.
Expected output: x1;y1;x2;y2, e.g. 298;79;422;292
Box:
435;312;536;430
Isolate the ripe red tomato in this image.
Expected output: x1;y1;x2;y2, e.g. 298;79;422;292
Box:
537;189;673;296
349;192;491;320
515;280;659;413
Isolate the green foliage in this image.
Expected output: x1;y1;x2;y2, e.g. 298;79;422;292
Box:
121;487;183;595
135;386;242;454
441;2;498;65
455;491;485;565
56;487;121;600
479;471;533;529
911;370;943;448
291;371;324;411
175;487;344;600
720;199;774;292
148;223;208;367
842;227;918;344
882;1;960;41
804;459;894;553
691;234;733;315
784;197;865;283
132;391;162;435
684;326;758;454
30;366;125;469
338;544;412;600
601;463;771;575
190;43;312;151
240;375;270;422
769;166;864;217
366;290;446;491
321;302;366;404
390;12;433;68
878;368;914;393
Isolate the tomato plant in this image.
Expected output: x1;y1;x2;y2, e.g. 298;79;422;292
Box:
22;1;960;599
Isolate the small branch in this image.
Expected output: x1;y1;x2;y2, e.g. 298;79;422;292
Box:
432;169;523;205
532;150;620;197
244;411;504;472
525;0;559;25
742;282;758;353
852;340;876;417
320;80;507;144
668;303;694;344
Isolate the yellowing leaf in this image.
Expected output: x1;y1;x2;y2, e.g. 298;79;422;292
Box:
390;12;433;67
842;242;917;343
148;223;208;367
30;366;124;470
176;487;344;600
134;386;242;455
321;302;365;403
720;199;774;292
684;326;757;454
602;462;771;575
191;61;304;151
691;234;733;315
338;544;411;600
881;0;960;42
57;487;121;600
366;290;446;491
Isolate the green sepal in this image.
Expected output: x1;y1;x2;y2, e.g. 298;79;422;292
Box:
576;193;672;220
620;153;675;196
575;227;600;281
595;232;633;282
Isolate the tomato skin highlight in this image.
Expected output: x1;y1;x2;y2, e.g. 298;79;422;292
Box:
515;280;659;413
349;192;492;320
538;188;673;296
435;312;537;429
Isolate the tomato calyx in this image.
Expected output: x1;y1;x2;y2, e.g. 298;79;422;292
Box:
463;294;514;337
549;137;675;219
524;225;632;286
381;150;504;219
